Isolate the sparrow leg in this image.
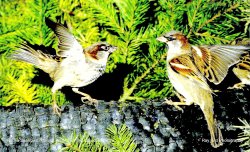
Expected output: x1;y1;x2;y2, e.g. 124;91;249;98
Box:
52;92;61;116
227;82;245;90
164;99;193;112
163;99;183;111
51;83;63;116
72;88;98;105
163;92;189;111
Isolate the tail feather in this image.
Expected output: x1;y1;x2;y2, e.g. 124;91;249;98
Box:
11;44;58;75
202;107;223;148
12;49;40;66
196;89;223;148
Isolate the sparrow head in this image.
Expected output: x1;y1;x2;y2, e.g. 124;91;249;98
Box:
85;42;117;63
157;31;190;60
98;42;117;53
157;31;189;49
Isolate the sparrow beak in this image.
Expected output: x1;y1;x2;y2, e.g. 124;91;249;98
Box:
156;36;167;43
108;46;118;53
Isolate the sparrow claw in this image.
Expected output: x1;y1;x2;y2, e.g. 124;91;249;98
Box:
72;88;98;105
52;102;61;116
163;99;184;112
81;97;98;106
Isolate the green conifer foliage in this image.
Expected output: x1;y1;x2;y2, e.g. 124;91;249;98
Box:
0;0;249;105
58;124;138;152
234;119;250;152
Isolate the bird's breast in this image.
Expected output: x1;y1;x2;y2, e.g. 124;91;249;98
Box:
167;63;212;106
167;64;196;103
70;64;106;87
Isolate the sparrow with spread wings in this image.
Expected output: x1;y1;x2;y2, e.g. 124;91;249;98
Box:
157;31;250;148
11;19;117;115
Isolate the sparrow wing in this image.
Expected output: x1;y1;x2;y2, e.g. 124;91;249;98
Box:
46;19;84;58
169;55;211;91
191;45;249;84
235;53;250;70
233;53;250;81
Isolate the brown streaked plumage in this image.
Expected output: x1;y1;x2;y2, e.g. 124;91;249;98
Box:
231;53;250;88
157;30;250;148
11;19;117;115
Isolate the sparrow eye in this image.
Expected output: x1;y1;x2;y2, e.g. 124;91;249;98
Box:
100;45;109;51
164;36;176;41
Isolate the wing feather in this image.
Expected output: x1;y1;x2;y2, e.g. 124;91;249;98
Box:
192;45;249;84
46;18;84;58
169;55;211;91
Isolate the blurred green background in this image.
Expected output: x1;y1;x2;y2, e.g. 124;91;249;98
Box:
0;0;249;106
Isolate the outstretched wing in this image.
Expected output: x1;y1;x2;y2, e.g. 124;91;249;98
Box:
191;45;249;84
169;54;211;91
46;18;84;58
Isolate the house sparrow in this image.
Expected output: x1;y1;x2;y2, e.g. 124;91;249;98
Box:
157;31;249;148
11;19;117;115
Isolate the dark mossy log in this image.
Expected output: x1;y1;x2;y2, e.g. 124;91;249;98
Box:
0;87;249;152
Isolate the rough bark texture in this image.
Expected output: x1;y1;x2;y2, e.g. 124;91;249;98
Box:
0;87;249;152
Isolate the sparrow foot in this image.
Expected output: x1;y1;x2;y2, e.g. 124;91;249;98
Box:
81;96;98;106
72;88;98;106
52;102;61;116
163;99;184;112
228;83;245;90
52;92;61;116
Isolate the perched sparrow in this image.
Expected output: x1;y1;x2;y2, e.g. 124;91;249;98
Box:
231;53;250;88
157;31;250;148
11;19;117;115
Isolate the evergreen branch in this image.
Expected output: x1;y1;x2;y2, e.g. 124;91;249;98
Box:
194;32;231;43
58;124;137;152
195;3;240;34
119;53;167;102
62;144;82;152
58;131;108;152
240;2;250;34
89;0;124;34
0;27;34;39
106;124;138;152
233;119;250;151
187;0;202;37
0;57;39;106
